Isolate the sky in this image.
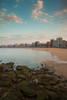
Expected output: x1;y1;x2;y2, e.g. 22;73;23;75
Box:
0;0;67;45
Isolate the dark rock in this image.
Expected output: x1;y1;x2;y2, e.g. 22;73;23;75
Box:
0;62;67;100
0;60;2;62
0;90;22;100
16;65;23;71
0;65;3;72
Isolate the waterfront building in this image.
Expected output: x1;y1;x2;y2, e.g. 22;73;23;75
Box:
62;40;67;48
32;42;35;47
51;37;63;48
56;37;63;47
51;39;56;47
51;39;54;47
35;41;40;47
46;42;51;47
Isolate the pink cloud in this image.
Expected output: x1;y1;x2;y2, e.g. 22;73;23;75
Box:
32;0;53;23
4;13;23;24
2;9;7;12
0;24;5;26
0;12;5;17
0;8;23;24
0;18;3;22
54;9;67;15
32;0;48;22
39;18;48;22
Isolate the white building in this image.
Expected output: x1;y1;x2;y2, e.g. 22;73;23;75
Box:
56;37;63;47
51;37;63;47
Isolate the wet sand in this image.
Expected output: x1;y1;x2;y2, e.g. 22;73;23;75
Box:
32;48;67;78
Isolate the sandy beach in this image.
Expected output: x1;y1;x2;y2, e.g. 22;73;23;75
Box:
32;48;67;78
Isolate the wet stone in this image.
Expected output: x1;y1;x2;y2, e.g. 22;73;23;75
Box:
0;62;67;100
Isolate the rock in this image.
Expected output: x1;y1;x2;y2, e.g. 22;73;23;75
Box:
0;87;2;91
12;78;18;83
48;92;59;100
0;62;14;72
17;83;36;98
0;90;22;100
36;93;49;100
0;65;3;72
16;65;30;75
33;79;38;84
17;74;26;80
48;79;59;85
22;66;30;73
16;65;23;71
0;73;13;87
0;62;67;100
6;62;14;66
6;62;14;69
0;60;2;62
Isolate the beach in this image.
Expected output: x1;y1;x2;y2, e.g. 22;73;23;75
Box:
32;48;67;78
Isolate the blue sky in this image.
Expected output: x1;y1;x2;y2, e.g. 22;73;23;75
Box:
0;0;67;44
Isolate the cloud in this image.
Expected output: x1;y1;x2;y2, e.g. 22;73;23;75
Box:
0;36;10;39
0;35;11;45
58;29;67;40
32;0;52;23
16;0;23;2
54;9;67;16
38;18;48;22
54;0;67;16
13;4;18;8
0;24;5;26
0;30;67;45
2;9;7;12
53;0;67;25
16;0;20;2
0;31;52;45
0;9;23;24
53;29;67;41
4;13;23;24
0;7;23;24
0;12;5;17
0;18;3;22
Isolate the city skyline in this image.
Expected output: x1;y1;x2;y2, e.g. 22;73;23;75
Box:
0;0;67;45
0;37;67;48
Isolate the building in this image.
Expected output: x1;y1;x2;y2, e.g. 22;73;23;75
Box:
35;41;40;47
32;42;35;47
51;39;55;47
51;39;57;47
56;37;63;47
46;41;51;47
62;40;67;48
51;37;63;48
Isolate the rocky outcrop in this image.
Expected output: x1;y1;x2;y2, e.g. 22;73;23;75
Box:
0;62;67;100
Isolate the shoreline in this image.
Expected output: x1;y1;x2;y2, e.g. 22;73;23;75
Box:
0;48;67;78
32;48;67;78
31;48;67;61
